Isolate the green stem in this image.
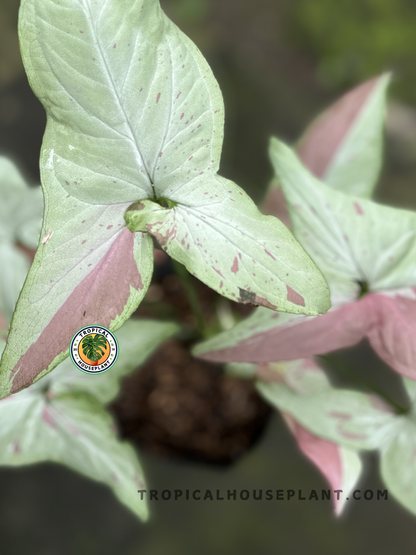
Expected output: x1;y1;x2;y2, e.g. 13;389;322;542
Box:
318;354;409;414
171;259;206;338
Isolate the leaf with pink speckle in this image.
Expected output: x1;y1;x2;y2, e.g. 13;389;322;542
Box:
125;175;331;316
269;139;416;293
3;0;331;398
193;142;416;364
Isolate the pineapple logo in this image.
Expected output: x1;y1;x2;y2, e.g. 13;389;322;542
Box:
70;326;118;374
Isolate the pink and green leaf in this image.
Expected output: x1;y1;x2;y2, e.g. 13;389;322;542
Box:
366;290;416;380
282;414;362;516
269;138;416;292
261;75;390;220
297;74;390;198
2;0;332;398
256;359;397;451
0;316;179;520
0;222;153;397
194;295;375;363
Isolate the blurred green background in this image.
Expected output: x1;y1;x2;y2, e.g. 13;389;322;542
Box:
1;0;416;552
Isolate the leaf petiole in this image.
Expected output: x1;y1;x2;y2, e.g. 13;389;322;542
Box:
171;259;207;338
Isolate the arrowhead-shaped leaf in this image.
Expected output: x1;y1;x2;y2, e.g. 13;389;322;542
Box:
3;0;331;398
258;358;416;517
0;391;148;520
194;139;416;369
269;138;416;292
227;358;363;514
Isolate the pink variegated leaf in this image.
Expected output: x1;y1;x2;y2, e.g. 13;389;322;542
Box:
2;0;333;398
297;74;390;198
0;218;153;397
261;75;390;222
194;293;374;363
195;140;416;365
367;290;416;380
283;414;362;515
269;139;416;291
256;359;397;450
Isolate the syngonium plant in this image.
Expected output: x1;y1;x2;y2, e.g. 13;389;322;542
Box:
0;155;180;520
199;75;416;517
195;73;416;382
0;0;331;399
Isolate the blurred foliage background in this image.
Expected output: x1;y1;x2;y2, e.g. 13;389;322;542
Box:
1;0;416;552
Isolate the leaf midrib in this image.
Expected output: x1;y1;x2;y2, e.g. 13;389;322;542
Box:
81;0;152;186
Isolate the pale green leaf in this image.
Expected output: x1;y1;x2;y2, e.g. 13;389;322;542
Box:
20;0;223;205
0;390;147;520
380;418;416;516
3;0;331;398
256;361;397;450
269;138;416;292
125;175;331;316
193;137;416;363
